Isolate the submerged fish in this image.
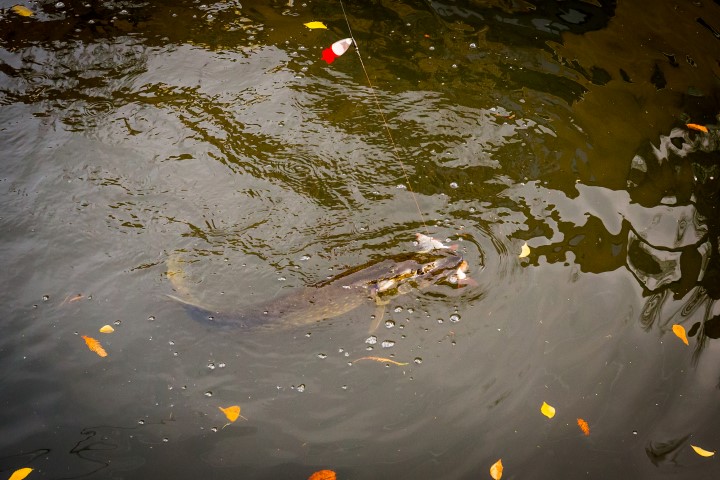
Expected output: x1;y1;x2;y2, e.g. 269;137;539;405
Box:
168;250;467;330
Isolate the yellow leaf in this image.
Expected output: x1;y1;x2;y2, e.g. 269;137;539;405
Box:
11;5;33;17
691;445;715;457
304;21;328;30
672;324;689;345
99;325;115;333
219;405;242;422
540;401;556;419
519;242;530;258
8;468;33;480
490;459;503;480
81;335;107;357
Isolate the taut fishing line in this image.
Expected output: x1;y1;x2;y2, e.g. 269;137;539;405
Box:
337;0;430;235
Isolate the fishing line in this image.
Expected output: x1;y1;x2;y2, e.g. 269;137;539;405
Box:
337;0;430;235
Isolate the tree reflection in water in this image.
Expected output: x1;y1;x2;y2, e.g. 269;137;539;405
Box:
627;123;720;364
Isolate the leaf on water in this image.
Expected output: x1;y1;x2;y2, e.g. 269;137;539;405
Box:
540;401;556;419
11;5;33;16
81;335;107;357
691;445;715;457
308;470;336;480
519;242;530;258
219;405;245;423
99;325;115;333
8;468;33;480
490;459;503;480
353;356;409;366
686;123;708;133
577;418;590;436
304;21;328;29
672;324;689;345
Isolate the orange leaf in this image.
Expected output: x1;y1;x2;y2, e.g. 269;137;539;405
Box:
353;356;408;366
8;468;33;480
308;470;336;480
81;335;107;357
687;123;708;133
672;324;689;345
490;459;503;480
219;405;242;423
577;418;590;436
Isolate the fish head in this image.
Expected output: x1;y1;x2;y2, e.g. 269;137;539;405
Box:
372;253;465;293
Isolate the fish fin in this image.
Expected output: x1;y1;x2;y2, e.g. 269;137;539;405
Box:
369;305;385;333
457;277;478;287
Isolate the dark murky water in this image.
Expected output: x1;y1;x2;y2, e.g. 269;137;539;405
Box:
2;1;720;478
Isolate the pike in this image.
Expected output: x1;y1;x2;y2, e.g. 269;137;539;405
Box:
167;243;471;331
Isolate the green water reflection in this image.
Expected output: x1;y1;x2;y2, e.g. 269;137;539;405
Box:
1;0;720;478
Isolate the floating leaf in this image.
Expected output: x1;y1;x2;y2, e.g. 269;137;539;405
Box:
61;293;83;305
304;21;328;30
99;325;115;334
540;401;556;419
687;123;708;133
308;470;336;480
672;324;689;345
519;242;530;258
490;459;503;480
691;445;715;457
353;356;409;366
81;335;107;357
577;418;590;436
11;5;33;17
219;405;244;423
8;468;33;480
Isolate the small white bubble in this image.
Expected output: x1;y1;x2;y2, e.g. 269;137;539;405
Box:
394;306;403;313
317;353;327;359
450;182;459;189
381;340;395;348
207;362;216;370
365;335;377;345
204;391;212;397
429;46;435;51
414;357;423;364
296;384;305;392
450;314;460;323
148;315;155;321
55;1;65;8
469;42;477;48
385;320;395;328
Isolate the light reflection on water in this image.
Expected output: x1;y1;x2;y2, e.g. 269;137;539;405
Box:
1;0;720;478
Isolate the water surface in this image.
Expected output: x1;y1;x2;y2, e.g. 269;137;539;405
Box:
2;1;720;478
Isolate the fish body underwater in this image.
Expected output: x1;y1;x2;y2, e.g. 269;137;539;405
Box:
168;251;467;330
